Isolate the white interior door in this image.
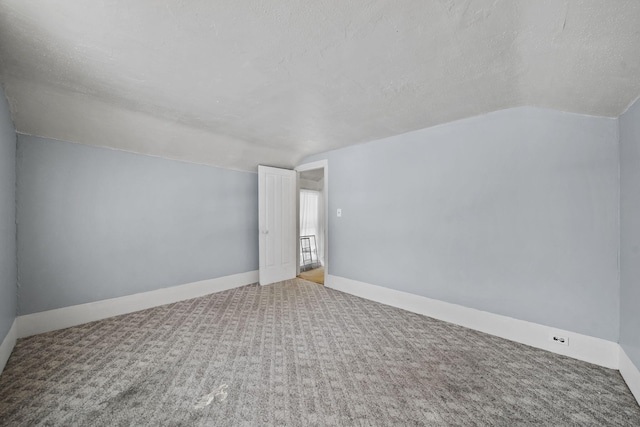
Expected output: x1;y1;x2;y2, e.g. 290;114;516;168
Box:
258;165;296;286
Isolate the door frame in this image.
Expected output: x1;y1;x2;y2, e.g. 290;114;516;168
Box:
295;160;329;283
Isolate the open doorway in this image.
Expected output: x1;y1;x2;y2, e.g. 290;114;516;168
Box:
295;161;328;285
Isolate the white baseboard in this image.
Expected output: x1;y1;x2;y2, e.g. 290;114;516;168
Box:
17;270;258;338
0;319;17;374
326;275;619;369
4;272;639;406
620;347;640;405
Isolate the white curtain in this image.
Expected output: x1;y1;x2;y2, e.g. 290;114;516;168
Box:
300;189;324;266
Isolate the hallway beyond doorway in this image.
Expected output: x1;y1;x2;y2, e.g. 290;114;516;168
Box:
297;266;324;285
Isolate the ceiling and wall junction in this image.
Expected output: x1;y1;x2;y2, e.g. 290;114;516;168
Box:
0;0;638;171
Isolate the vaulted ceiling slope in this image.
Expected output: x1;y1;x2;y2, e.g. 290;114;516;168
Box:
1;1;639;171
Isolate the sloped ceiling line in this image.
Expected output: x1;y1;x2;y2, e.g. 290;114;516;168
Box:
1;0;639;171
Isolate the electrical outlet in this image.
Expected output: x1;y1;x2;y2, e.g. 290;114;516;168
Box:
549;333;569;346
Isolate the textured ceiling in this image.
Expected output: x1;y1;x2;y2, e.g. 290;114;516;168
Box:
1;0;639;171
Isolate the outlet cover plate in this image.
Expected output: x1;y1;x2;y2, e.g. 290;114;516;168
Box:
549;332;569;346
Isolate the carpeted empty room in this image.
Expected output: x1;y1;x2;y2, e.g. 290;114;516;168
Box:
2;280;640;426
2;1;640;426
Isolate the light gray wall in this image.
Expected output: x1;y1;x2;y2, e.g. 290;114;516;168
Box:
17;135;258;315
304;107;620;341
0;85;17;341
620;97;640;368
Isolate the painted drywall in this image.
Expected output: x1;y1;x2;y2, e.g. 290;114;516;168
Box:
304;107;620;341
17;135;258;315
0;85;16;341
620;97;640;369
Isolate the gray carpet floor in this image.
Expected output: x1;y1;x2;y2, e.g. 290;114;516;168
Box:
1;278;639;426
